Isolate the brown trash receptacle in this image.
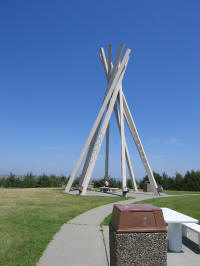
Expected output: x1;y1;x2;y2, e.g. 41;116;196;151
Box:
109;204;167;266
143;181;153;192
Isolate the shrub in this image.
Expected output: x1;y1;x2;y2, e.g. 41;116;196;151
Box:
0;173;69;188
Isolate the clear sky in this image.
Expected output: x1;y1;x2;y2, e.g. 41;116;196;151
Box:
0;0;200;181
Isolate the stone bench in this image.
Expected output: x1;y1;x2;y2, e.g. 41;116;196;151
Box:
182;222;200;248
100;187;110;193
100;187;120;193
110;188;119;192
161;208;198;252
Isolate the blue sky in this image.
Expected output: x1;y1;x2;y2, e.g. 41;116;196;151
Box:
0;0;200;180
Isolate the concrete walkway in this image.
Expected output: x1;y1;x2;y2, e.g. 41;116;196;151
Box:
38;191;200;266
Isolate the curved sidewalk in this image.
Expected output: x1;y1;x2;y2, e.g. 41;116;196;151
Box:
38;192;155;266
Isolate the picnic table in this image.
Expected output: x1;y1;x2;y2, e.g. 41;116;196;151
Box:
161;207;198;252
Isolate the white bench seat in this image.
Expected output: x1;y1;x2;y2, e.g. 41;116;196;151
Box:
110;188;119;192
182;222;200;248
161;208;198;252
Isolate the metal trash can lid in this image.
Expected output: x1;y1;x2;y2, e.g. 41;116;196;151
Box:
110;204;167;233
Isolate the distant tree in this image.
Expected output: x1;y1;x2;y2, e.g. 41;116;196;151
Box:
153;172;163;186
93;178;105;188
1;170;200;191
183;170;200;191
127;179;133;189
72;177;80;187
108;177;121;188
58;175;69;186
162;172;169;190
37;174;50;187
23;172;36;188
5;173;16;187
0;177;6;187
167;177;175;190
93;176;122;188
174;172;184;190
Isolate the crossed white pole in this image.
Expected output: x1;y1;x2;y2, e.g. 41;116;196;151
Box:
65;44;158;196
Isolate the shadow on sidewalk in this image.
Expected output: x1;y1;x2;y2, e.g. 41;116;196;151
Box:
182;236;200;254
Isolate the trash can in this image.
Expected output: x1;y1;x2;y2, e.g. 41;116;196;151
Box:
143;181;152;192
109;204;167;266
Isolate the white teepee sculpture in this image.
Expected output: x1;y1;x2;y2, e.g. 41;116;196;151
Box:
65;44;158;196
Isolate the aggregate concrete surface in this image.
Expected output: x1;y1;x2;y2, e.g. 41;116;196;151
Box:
38;191;200;266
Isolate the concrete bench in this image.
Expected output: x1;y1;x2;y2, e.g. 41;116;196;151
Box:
161;207;198;252
110;188;119;192
100;187;110;193
182;222;200;248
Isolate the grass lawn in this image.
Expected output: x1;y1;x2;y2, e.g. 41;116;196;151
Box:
101;195;200;227
163;190;200;195
0;188;132;266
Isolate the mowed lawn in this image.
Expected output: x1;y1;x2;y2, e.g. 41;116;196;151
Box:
101;195;200;226
0;188;131;266
163;190;200;195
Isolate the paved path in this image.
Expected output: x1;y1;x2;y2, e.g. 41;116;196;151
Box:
38;192;155;266
38;191;200;266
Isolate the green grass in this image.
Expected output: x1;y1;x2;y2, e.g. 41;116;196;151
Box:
101;195;200;227
101;212;113;227
0;188;133;266
163;190;200;195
